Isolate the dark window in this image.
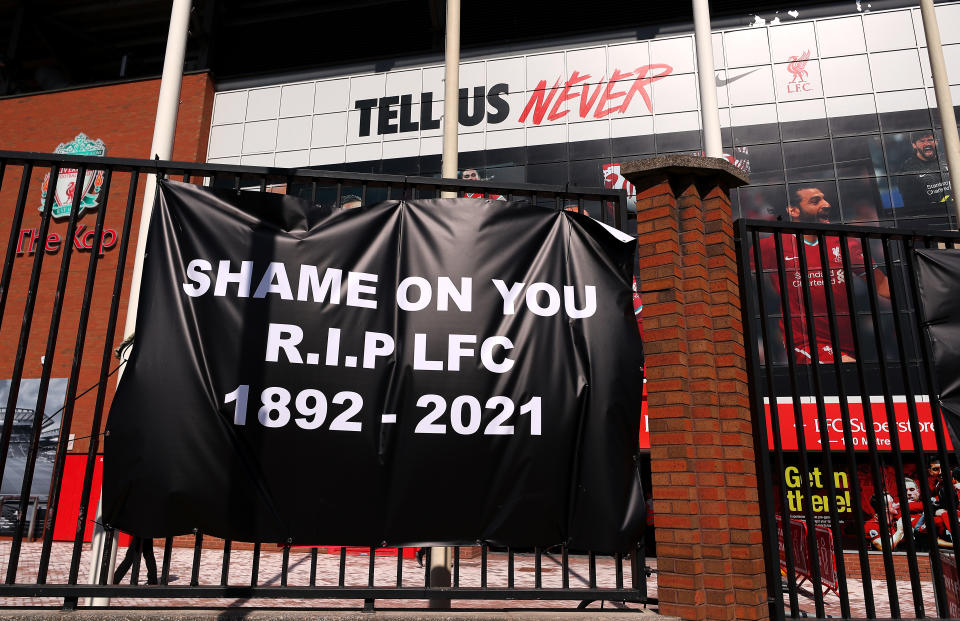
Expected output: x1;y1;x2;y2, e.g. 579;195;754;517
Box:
833;135;884;178
739;184;787;221
780;117;829;141
612;134;655;158
828;110;879;136
742;143;784;185
732;122;780;145
838;177;890;223
879;108;933;132
526;161;566;185
570;137;611;160
527;142;568;164
656;129;701;153
569;159;608;189
783;139;834;182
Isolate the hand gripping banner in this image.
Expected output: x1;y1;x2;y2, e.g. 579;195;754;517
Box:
104;181;645;552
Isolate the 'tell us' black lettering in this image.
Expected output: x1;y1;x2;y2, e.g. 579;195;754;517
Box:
355;85;509;137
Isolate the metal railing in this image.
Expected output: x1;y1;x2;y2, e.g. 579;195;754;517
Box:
737;218;960;620
0;150;648;610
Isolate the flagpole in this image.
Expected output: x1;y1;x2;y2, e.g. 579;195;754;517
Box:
693;0;723;158
429;0;459;608
86;0;192;603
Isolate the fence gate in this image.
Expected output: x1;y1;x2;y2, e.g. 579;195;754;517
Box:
737;217;960;620
0;150;651;610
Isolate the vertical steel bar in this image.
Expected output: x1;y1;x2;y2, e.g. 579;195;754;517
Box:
615;553;623;590
562;544;569;589
221;540;231;586
37;169;114;583
339;547;347;587
508;548;515;588
161;537;173;585
902;235;960;618
395;548;403;587
771;230;826;618
310;547;317;586
453;547;460;588
794;230;849;616
588;552;596;588
68;171;140;584
5;164;83;584
744;224;796;620
880;236;950;614
0;166;60;513
0;163;33;332
190;531;202;586
837;231;900;617
534;547;542;589
367;547;375;587
98;528;115;585
250;542;261;585
281;543;290;587
480;544;487;588
860;238;926;616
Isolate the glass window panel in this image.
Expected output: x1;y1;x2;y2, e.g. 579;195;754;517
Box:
739;184;787;221
732;122;780;145
828;111;879;136
569;159;608;189
838;177;892;223
783;139;834;182
779;117;829;141
570;137;611;160
833;135;885;178
742;143;784;185
526;161;566;185
878;107;932;132
527;142;568;164
485;147;524;168
612;134;656;159
656;129;701;153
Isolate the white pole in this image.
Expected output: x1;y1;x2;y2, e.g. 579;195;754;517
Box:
439;0;460;199
428;0;459;607
919;0;960;227
87;0;192;604
693;0;723;158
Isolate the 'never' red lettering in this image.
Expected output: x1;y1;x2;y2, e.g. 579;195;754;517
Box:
518;79;561;125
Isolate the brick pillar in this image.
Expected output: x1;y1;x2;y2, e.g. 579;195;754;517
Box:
621;156;768;621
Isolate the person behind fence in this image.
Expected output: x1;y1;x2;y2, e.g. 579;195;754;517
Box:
113;535;158;585
864;493;905;551
339;194;362;210
904;476;953;549
754;185;890;364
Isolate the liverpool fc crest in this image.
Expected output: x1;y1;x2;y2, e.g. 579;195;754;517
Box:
39;133;107;219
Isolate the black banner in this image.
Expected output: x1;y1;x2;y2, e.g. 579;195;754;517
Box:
103;181;645;552
914;248;960;453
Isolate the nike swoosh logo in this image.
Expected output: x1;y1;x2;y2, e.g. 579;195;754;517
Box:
716;68;760;87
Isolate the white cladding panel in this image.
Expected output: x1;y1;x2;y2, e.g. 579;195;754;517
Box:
209;3;960;165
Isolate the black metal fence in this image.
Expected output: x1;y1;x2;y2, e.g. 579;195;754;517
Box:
737;218;960;620
0;150;650;610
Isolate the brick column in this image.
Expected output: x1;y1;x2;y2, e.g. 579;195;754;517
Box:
621;156;768;621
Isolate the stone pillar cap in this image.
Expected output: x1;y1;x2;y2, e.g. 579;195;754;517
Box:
621;154;750;188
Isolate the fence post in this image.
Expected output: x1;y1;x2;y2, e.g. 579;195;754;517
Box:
622;155;767;621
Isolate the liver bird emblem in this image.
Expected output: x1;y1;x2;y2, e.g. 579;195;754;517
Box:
787;50;810;83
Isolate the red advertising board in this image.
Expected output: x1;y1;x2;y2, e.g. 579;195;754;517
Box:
53;454;130;545
777;515;838;594
765;396;953;452
943;553;960;619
